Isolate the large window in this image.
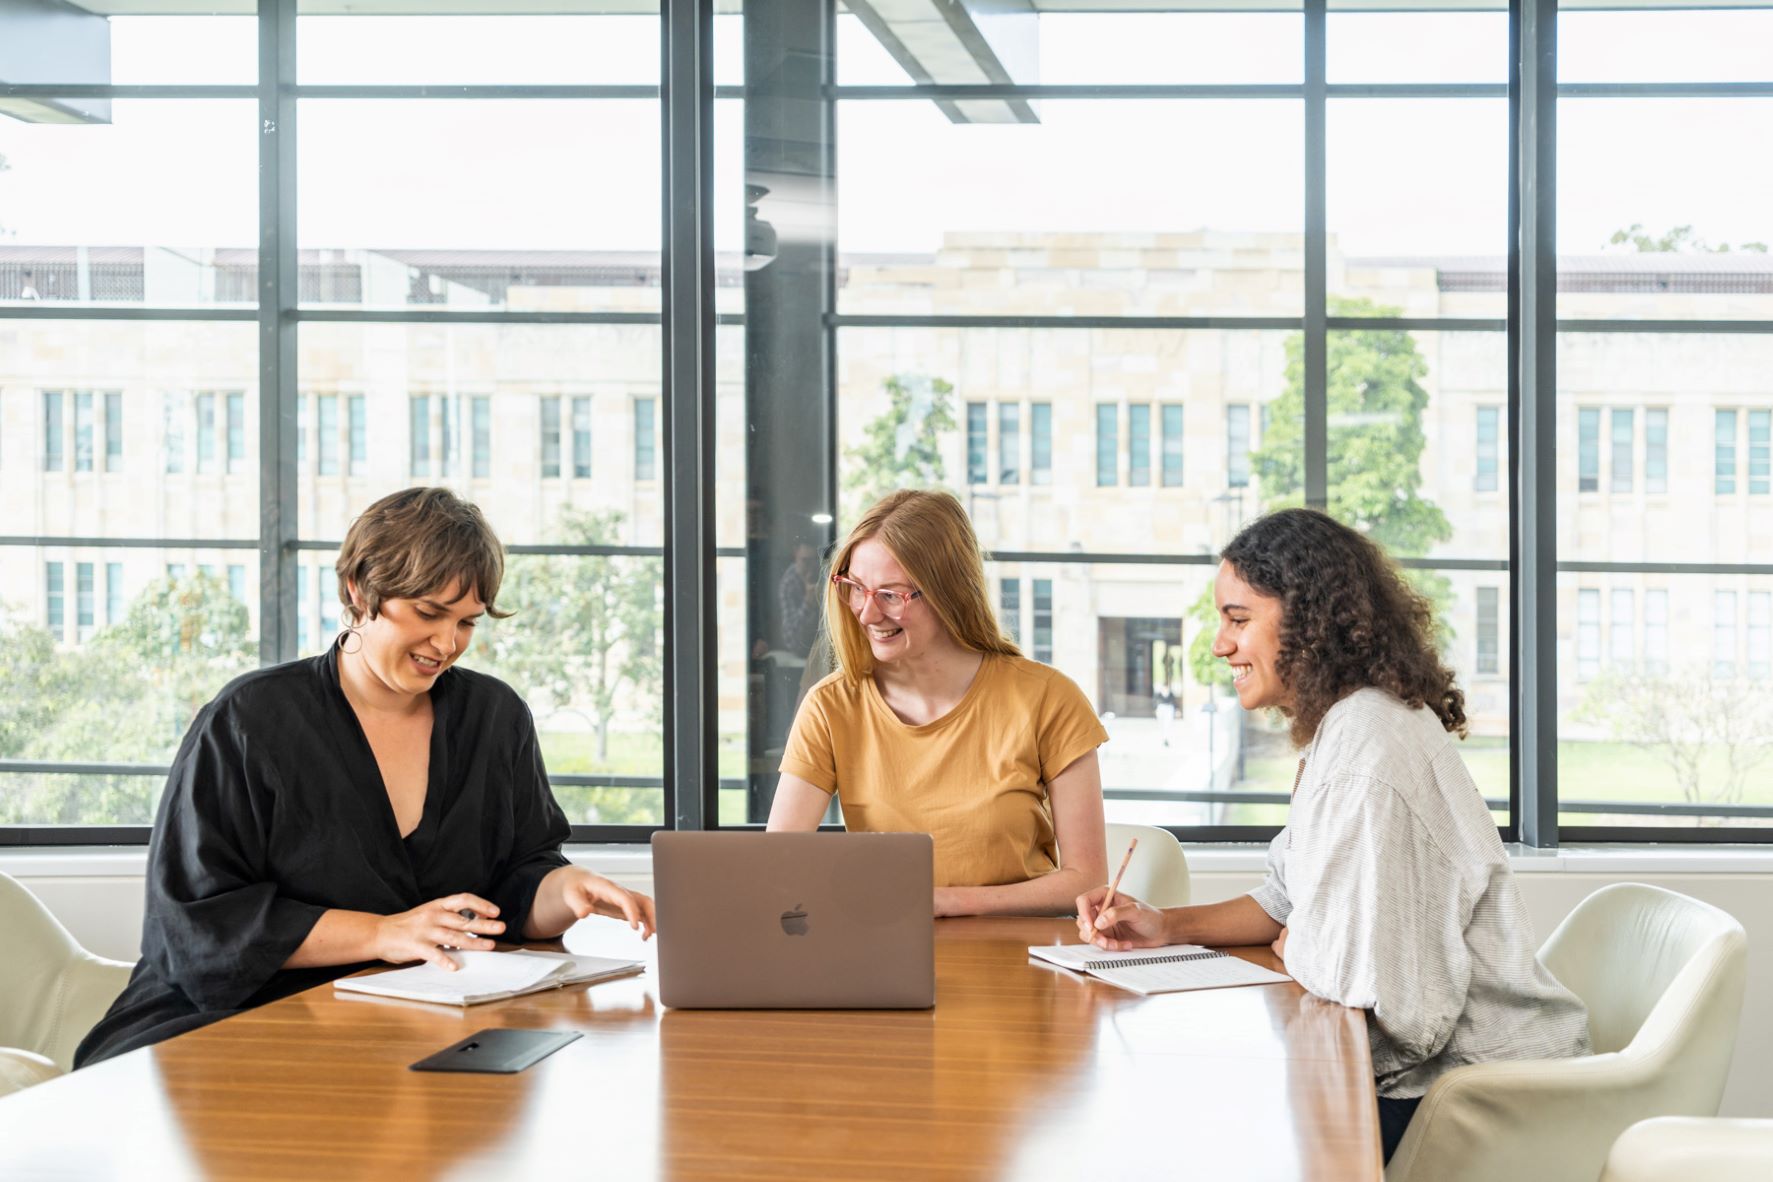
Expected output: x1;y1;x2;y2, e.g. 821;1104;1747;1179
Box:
5;1;1770;845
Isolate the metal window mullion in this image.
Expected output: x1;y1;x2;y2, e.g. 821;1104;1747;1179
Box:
1304;0;1327;510
1516;0;1558;848
662;0;716;833
258;0;299;668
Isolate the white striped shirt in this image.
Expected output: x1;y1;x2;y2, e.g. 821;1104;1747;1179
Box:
1249;688;1590;1098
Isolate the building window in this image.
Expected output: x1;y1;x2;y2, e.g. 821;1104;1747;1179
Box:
196;393;216;473
998;403;1020;485
1609;588;1634;671
43;391;64;472
1645;408;1667;495
571;395;593;479
1128;404;1151;487
348;394;367;475
1577;588;1600;682
1000;578;1020;645
1609;408;1633;493
1714;591;1737;679
966;402;988;485
1476;586;1499;675
104;392;122;471
634;396;656;481
1716;409;1737;495
74;392;94;472
46;563;64;638
228;565;246;605
164;393;185;474
106;562;123;626
410;395;432;477
297;565;311;654
296;394;309;467
440;395;457;478
75;562;95;643
1577;407;1599;493
1750;592;1771;681
1475;406;1499;493
319;565;339;640
1645;589;1668;676
1161;404;1184;488
318;394;340;477
1227;404;1251;489
1032;578;1053;664
1030;403;1052;486
540;396;561;479
473;396;492;479
1750;409;1770;495
226;392;245;473
1095;404;1117;487
166;563;185;581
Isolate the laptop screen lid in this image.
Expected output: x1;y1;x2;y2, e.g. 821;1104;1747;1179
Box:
651;831;935;1009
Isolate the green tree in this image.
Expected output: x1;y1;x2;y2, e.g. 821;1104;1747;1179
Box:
1186;297;1454;687
0;573;253;825
1608;223;1769;254
477;509;662;767
841;373;957;524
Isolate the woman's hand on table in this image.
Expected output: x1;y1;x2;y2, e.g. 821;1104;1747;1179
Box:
374;893;505;970
1074;886;1168;951
555;867;657;939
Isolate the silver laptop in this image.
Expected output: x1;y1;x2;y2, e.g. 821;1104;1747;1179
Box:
651;831;935;1009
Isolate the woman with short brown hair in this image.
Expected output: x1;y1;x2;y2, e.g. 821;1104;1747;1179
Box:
768;489;1109;917
77;487;654;1066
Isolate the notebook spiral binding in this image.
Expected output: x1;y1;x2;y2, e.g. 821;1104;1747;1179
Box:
1083;949;1228;972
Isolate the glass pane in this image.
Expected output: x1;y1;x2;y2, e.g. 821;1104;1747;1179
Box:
1;322;260;541
1328;12;1508;85
295;323;664;546
1559;572;1773;831
298;7;659;85
836;101;1304;317
1328;100;1508;318
836;9;1301;87
1560;8;1773;85
297;100;661;312
836;328;1293;556
0;544;260;826
1559;99;1773;320
0;102;258;308
1558;333;1773;566
3;10;256;88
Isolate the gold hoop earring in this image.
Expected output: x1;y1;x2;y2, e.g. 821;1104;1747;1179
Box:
339;625;363;655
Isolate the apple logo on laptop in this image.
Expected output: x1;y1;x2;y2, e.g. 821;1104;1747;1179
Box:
780;904;809;936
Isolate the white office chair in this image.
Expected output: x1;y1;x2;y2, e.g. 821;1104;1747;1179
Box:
0;872;135;1098
1599;1117;1773;1182
1102;823;1191;908
1386;883;1748;1182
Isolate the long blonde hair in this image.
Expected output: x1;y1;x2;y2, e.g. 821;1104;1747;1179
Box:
827;489;1021;681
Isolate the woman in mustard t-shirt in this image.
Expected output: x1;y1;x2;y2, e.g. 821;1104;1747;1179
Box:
767;489;1109;916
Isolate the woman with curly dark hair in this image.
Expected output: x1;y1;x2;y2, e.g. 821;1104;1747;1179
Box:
1073;508;1589;1164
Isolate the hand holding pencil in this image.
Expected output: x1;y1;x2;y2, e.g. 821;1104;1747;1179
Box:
1074;838;1168;951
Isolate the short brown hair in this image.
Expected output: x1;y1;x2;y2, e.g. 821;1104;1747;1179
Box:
1220;507;1466;745
336;487;511;624
827;489;1020;680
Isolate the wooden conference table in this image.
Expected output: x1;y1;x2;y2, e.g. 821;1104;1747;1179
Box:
0;917;1380;1181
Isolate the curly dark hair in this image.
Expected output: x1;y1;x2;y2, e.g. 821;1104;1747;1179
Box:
1221;508;1467;746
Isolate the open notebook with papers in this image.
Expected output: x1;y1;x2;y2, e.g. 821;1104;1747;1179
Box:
335;949;644;1006
1028;943;1290;996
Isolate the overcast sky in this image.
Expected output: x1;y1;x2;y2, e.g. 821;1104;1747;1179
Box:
0;10;1768;258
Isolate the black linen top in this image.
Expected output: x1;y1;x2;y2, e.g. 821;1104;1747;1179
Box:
75;646;571;1067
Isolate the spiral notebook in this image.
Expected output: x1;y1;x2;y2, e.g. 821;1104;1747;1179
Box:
1027;943;1289;996
334;949;644;1007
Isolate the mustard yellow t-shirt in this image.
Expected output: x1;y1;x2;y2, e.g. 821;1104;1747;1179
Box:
778;654;1109;888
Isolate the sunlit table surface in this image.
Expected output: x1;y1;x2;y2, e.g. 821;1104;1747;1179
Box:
0;916;1380;1181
